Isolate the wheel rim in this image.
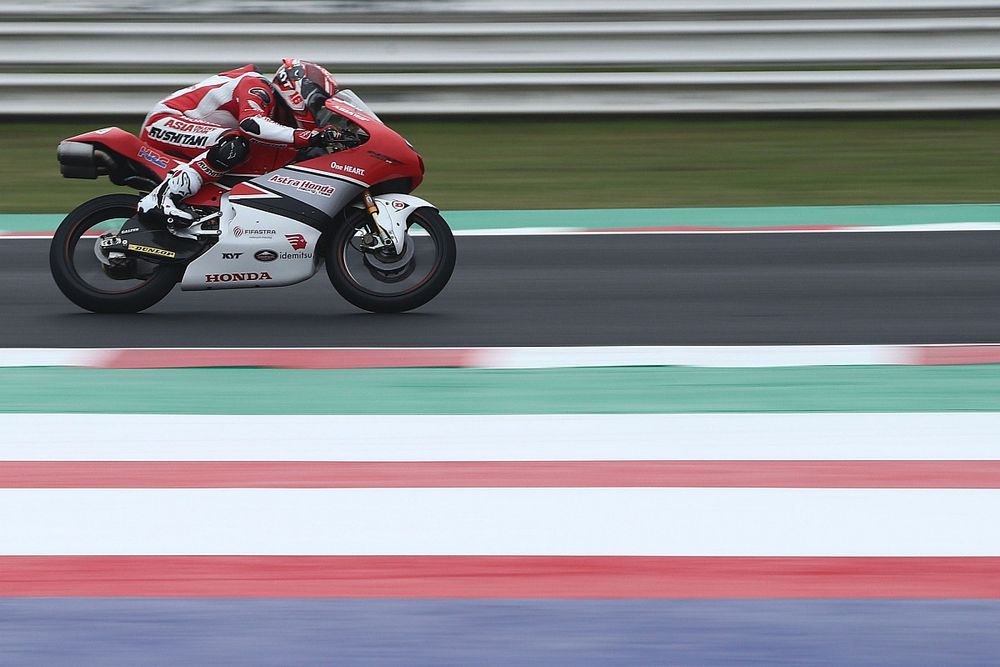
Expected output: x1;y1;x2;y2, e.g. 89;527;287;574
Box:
339;213;443;298
64;206;160;295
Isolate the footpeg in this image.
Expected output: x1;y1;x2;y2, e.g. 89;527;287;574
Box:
99;235;128;254
193;212;223;238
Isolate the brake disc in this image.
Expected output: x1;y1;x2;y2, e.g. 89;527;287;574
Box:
363;239;416;283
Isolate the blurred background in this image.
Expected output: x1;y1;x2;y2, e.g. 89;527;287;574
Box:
3;0;1000;214
4;2;1000;665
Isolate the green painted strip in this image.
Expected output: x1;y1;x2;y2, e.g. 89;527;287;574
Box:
6;204;1000;234
3;366;1000;414
446;204;1000;231
0;214;63;233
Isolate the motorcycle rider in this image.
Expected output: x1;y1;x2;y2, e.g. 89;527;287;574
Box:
138;59;342;224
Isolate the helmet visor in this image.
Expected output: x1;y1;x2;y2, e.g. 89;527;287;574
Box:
302;62;338;97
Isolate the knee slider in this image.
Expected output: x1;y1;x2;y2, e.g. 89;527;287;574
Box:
206;135;249;171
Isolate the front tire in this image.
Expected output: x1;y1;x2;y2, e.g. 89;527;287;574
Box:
327;207;456;313
49;194;183;313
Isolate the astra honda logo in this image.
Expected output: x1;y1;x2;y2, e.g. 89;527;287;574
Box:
233;226;276;239
205;272;272;283
286;234;308;250
268;174;336;197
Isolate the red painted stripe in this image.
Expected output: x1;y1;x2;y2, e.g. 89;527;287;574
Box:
910;345;1000;366
100;348;479;369
584;225;846;233
3;556;999;598
4;461;1000;488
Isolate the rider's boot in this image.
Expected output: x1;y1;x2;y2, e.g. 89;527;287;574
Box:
137;163;203;228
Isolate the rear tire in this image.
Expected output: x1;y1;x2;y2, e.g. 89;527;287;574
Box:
49;194;183;313
327;207;456;313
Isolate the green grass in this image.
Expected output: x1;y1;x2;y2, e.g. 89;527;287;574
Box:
3;116;1000;213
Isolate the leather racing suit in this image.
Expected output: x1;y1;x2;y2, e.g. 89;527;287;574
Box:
137;64;333;223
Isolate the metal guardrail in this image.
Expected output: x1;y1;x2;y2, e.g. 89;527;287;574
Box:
8;70;1000;115
4;20;1000;69
4;2;1000;115
5;0;1000;18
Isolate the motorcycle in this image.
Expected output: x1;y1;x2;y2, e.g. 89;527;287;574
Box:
51;90;456;313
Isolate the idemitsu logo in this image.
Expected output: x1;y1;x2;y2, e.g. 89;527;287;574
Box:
286;234;307;250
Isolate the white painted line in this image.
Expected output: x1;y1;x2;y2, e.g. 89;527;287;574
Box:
2;344;999;369
453;227;581;236
0;344;915;368
4;413;1000;461
2;487;998;556
0;348;110;367
848;222;1000;233
6;222;1000;239
574;223;1000;235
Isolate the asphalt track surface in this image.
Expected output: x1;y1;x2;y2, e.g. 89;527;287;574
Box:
4;232;1000;347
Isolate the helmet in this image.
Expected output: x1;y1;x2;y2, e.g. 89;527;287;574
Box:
272;59;339;130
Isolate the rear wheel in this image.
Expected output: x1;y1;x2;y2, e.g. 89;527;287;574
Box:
327;207;456;313
49;194;183;313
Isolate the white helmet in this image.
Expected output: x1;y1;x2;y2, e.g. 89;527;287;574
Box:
272;58;339;129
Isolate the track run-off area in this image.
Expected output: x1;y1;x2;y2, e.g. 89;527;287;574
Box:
4;204;1000;664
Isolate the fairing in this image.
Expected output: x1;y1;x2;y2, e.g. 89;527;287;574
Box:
65;91;434;293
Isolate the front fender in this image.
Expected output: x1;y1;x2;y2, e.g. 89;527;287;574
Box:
358;194;438;253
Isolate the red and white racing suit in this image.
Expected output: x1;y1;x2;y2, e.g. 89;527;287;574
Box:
138;65;320;220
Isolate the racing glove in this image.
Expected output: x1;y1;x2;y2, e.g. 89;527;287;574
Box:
308;127;347;147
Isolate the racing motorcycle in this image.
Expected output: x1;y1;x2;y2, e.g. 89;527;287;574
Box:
51;90;455;313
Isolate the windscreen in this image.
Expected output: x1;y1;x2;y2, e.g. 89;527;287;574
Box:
312;89;382;130
333;90;382;124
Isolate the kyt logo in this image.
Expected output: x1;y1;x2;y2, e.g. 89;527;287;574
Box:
222;252;242;259
286;234;307;250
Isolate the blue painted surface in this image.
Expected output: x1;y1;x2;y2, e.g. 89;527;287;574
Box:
2;600;1000;666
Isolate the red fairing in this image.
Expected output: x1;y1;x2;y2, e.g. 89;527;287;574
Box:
296;98;424;191
65;127;229;206
185;184;228;207
66;127;183;180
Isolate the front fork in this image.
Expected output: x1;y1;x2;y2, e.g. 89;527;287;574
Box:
361;190;395;251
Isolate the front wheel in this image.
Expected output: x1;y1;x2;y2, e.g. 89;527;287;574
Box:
49;194;183;313
327;207;456;313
